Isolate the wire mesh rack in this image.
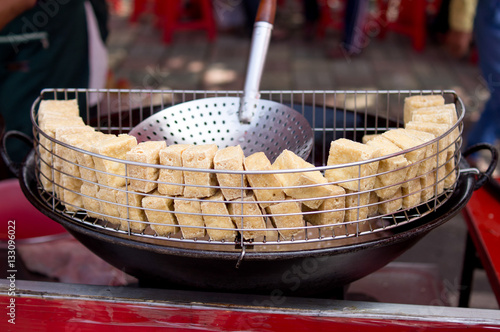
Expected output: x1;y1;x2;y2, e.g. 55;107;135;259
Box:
31;88;464;252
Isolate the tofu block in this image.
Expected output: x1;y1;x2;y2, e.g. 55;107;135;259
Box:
344;190;370;222
361;134;380;144
201;191;237;241
244;152;285;208
436;165;446;195
368;191;379;217
378;188;403;215
74;132;115;183
366;136;409;199
60;174;83;212
182;144;218;198
91;134;138;188
158;144;192;196
174;199;205;239
228;194;267;240
80;183;100;219
303;185;346;231
38;99;80;125
411;103;459;148
325;139;380;192
405;122;450;166
142;191;178;236
403;95;445;125
96;187;121;226
273;149;337;209
214;145;247;201
116;189;147;233
444;155;457;188
402;178;422;209
266;199;304;240
403;129;438;175
126;141;166;193
420;171;437;202
382;129;427;185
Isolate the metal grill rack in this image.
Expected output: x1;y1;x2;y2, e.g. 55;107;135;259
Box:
32;89;464;252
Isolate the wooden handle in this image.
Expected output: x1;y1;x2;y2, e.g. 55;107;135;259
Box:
256;0;276;25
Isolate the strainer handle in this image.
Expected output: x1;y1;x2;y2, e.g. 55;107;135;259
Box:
463;143;499;191
239;0;277;124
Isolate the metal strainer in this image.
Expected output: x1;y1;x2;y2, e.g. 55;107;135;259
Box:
129;0;313;161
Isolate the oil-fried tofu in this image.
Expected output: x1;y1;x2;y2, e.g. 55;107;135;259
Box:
126;141;166;193
96;187;121;226
325;138;380;192
405;121;450;166
158;144;192;196
378;188;403;215
403;94;445;125
302;185;345;231
228;194;267;240
182;144;218;198
266;199;304;240
344;189;370;222
38;99;80;125
411;103;459;148
444;154;457;188
403;129;438;175
80;183;100;219
91;134;138;188
368;191;379;217
361;134;380;144
174;199;205;239
214;145;247;201
244;152;285;208
366;136;409;199
116;189;147;233
402;178;421;209
420;171;437;202
201;191;237;241
382;129;427;185
273;149;337;209
142;191;178;236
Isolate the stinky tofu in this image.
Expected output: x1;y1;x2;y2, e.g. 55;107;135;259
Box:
126;141;166;193
157;144;192;196
96;187;121;226
273;149;337;209
91;134;138;188
174;199;206;239
266;199;304;240
402;178;422;209
405;121;450;166
403;94;445;125
368;191;379;217
80;183;100;218
213;145;247;201
142;191;178;236
182;144;219;198
303;185;346;231
75;132;115;183
344;190;370;222
403;129;438;175
228;194;267;240
201;191;237;241
378;188;403;215
116;189;147;233
325;138;380;192
244;152;285;208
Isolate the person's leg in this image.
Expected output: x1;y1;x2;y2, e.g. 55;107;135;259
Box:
341;0;369;54
467;0;500;147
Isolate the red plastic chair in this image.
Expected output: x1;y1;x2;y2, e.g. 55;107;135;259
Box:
376;0;440;52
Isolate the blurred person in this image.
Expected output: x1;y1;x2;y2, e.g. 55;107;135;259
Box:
447;0;500;148
0;0;109;177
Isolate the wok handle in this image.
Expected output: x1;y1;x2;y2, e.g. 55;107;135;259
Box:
463;143;498;191
0;130;34;178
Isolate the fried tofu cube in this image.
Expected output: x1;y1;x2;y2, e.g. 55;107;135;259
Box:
214;145;247;201
228;194;267;240
403;129;438;175
273;149;337;209
303;185;346;231
158;144;192;196
91;134;138;188
436;165;446;195
366;136;409;199
116;189;147;233
80;183;100;219
325;138;380;192
38;99;80;125
368;191;379;217
142;191;178;236
444;154;457;188
96;187;121;226
182;144;218;198
403;94;445;125
361;134;381;144
411;103;459;150
382;129;427;185
402;178;422;209
378;188;403;215
75;132;115;183
174;199;206;239
420;171;437;202
266;199;304;240
405;122;450;166
201;191;237;241
126;141;166;193
344;190;370;222
244;152;285;208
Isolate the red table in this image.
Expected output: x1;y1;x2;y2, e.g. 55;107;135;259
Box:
460;178;500;306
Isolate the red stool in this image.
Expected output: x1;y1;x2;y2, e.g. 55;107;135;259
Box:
317;0;346;38
376;0;429;52
159;0;217;44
